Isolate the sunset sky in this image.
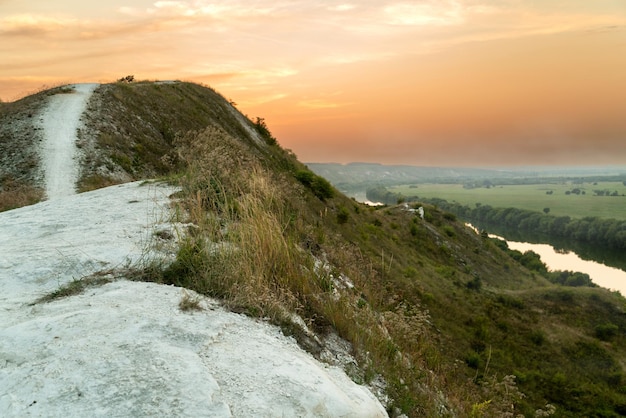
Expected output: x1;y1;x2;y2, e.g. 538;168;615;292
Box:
1;1;625;166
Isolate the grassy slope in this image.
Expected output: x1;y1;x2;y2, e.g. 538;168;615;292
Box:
390;182;626;220
0;89;51;210
78;81;267;190
22;81;626;416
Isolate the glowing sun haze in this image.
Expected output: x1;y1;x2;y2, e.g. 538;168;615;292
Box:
1;0;625;167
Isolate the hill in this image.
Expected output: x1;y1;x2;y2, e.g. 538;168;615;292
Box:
306;162;501;195
2;81;626;417
307;162;626;201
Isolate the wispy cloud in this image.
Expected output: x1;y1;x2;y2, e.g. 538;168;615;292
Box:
238;93;289;107
0;14;76;37
383;1;464;26
327;4;356;13
297;99;354;109
139;0;278;19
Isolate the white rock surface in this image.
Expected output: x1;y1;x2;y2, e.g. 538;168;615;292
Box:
0;182;387;417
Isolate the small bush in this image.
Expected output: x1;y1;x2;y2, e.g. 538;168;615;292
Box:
465;351;480;369
179;291;203;311
595;323;619;341
337;206;349;224
253;117;278;146
443;212;457;221
530;330;546;346
466;276;482;291
294;170;334;200
442;225;455;237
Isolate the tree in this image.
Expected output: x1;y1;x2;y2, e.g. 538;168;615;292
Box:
543;207;550;214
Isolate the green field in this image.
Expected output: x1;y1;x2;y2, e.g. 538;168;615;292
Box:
390;181;626;220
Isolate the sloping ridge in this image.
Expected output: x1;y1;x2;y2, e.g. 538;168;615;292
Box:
0;84;387;417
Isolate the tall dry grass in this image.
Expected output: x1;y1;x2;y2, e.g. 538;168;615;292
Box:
155;124;536;416
0;178;44;212
164;126;324;322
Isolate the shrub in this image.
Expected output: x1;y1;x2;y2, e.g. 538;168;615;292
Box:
530;330;545;346
294;170;334;200
465;351;480;369
466;276;482;291
442;225;455;237
443;212;457;221
179;291;203;311
595;323;619;341
337;206;349;224
253;117;278;146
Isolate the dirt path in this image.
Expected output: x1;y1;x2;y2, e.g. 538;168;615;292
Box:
39;84;98;200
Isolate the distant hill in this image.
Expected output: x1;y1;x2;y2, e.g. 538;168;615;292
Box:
2;81;626;417
307;162;626;195
307;162;500;191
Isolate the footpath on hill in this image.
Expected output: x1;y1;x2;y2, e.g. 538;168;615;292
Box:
39;83;98;200
0;84;387;417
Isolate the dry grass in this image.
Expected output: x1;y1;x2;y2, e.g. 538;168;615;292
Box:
159;125;486;415
163;126;312;321
178;290;203;311
0;178;44;212
77;174;123;193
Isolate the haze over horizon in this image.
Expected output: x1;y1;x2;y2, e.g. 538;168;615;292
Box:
1;1;625;167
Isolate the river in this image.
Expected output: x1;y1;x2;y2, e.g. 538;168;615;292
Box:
467;224;626;295
356;192;626;294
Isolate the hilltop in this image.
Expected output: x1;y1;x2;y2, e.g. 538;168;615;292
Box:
2;81;626;417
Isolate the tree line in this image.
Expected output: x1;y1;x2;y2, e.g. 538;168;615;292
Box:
365;186;626;250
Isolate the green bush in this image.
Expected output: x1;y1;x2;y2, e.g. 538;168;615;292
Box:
529;330;545;346
253;117;278;146
466;276;482;291
443;212;457;221
337;206;349;224
465;351;480;369
442;225;455;237
295;170;334;200
595;323;619;341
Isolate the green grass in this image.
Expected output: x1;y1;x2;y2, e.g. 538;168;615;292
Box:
390;181;626;220
32;271;116;304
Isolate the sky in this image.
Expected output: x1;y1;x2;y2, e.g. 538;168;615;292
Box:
1;1;625;167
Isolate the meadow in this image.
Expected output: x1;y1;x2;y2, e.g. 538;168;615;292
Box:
390;181;626;220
